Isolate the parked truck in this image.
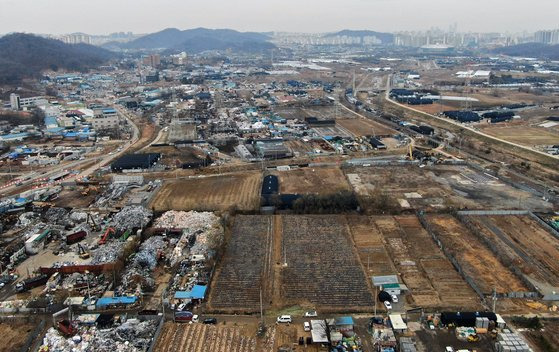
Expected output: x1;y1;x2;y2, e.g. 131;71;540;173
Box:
15;274;49;293
66;230;87;245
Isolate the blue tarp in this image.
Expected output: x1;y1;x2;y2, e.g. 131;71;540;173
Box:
335;316;354;326
174;285;207;300
96;296;137;307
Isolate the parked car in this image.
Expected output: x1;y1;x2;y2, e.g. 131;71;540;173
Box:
391;294;398;303
303;322;311;331
177;303;187;311
203;318;217;325
304;310;317;317
192;315;199;323
384;301;392;310
445;347;454;352
277;315;292;324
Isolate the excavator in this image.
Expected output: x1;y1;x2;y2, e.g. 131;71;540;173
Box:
77;243;90;259
98;227;116;245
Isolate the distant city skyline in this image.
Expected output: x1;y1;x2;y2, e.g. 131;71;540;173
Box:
0;0;558;35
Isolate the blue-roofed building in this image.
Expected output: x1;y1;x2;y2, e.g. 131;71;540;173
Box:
174;285;207;300
0;133;29;142
96;296;137;308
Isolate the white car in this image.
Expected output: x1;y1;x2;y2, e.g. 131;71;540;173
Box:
384;301;392;310
391;294;398;303
304;310;317;317
192;315;199;323
445;347;454;352
277;315;292;324
177;303;187;311
303;322;311;331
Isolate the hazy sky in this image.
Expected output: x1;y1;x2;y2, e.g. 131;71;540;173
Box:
1;0;558;35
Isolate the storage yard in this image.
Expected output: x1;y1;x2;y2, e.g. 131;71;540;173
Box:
277;167;350;195
153;322;256;352
371;215;481;310
465;214;559;296
150;172;262;211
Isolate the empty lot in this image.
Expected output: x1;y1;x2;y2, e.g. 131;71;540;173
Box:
337;118;396;137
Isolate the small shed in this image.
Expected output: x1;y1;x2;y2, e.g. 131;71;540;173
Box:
334;316;354;332
310;320;329;344
389;314;407;333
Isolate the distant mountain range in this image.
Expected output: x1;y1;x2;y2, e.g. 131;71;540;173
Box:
0;33;115;84
325;30;394;45
107;27;276;53
492;43;559;60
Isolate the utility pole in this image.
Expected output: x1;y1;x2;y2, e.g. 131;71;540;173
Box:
259;286;264;325
374;285;377;317
492;287;497;313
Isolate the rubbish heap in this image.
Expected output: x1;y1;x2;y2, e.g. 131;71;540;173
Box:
154;211;223;264
119;236;167;293
40;318;157;352
112;206;152;233
44;207;69;225
91;242;124;265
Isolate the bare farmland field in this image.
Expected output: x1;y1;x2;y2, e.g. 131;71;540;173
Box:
425;214;529;295
153;322;256;352
208;215;273;312
276;167;350;194
150;172;262;211
347;215;396;278
372;215;481;310
347;165;551;212
467;215;559;294
337;118;396;137
280;215;374;311
0;322;35;352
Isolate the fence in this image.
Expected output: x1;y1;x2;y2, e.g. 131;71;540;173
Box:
147;316;165;352
39;263;116;275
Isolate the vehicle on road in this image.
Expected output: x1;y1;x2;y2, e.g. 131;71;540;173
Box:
303;322;311;331
277;315;292;323
384;301;392;310
203;318;217;325
304;310;317;317
391;294;398;303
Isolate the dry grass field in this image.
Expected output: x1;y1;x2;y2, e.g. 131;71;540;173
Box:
276;167;350;194
0;322;35;352
150;172;262;211
479;126;559;146
336;118;396;137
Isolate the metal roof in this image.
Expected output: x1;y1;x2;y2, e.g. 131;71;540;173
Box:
372;275;399;286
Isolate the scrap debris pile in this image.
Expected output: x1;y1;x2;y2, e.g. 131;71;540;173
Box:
119;236;167;293
112;206;152;233
91;242;124;265
40;318;157;352
154;210;223;264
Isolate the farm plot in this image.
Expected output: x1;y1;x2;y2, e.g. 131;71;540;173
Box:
280;215;374;311
425;214;529;295
153;323;256;352
276;167;350;194
150;172;262;212
208;215;273;312
337;118;396;137
467;215;559;295
347;215;396;277
372;215;481;310
0;322;36;352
